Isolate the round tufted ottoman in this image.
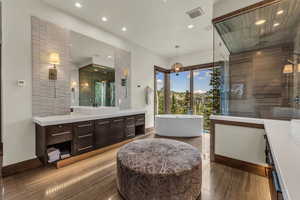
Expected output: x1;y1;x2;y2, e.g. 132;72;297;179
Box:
116;138;202;200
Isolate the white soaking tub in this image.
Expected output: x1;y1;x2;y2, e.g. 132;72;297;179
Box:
155;115;203;137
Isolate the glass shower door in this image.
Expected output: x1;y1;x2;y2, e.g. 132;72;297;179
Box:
293;54;300;119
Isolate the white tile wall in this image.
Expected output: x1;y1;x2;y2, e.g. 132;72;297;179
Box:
31;17;71;117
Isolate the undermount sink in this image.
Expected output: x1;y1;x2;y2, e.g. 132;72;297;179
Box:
291;119;300;144
72;106;120;115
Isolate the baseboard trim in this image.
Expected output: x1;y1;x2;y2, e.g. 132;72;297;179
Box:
2;158;42;177
214;154;268;177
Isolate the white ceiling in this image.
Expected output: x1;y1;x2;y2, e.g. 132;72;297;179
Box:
43;0;214;58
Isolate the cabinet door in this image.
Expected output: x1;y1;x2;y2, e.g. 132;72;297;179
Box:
111;118;125;143
125;116;135;138
95;119;111;148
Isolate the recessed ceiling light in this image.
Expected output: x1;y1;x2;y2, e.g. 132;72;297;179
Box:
107;56;112;59
75;2;82;8
187;24;195;29
101;17;108;22
255;19;266;26
273;22;280;27
122;27;127;32
277;10;284;15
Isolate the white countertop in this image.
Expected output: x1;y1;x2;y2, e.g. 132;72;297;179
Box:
33;109;146;126
264;120;300;200
211;115;300;200
210;115;265;124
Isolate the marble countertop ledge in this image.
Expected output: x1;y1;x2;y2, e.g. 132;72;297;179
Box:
210;115;265;124
33;109;146;126
264;120;300;200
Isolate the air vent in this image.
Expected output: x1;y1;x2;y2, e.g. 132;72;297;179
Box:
186;7;204;19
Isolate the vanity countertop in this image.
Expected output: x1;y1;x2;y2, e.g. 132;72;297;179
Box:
210;115;265;124
264;120;300;200
33;109;146;126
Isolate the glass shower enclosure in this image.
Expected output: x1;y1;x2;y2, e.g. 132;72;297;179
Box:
213;0;300;120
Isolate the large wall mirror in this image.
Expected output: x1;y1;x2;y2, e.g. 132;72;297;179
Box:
32;17;131;117
70;31;116;107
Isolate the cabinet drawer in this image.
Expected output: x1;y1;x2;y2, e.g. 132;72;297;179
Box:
135;115;145;126
74;121;94;136
46;124;72;145
76;136;94;154
46;128;73;146
125;116;135;126
47;124;72;134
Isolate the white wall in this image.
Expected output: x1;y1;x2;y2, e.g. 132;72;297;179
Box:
130;44;168;128
2;0;168;165
213;0;262;18
215;124;267;166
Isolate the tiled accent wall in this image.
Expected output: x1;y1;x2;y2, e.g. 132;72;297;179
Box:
32;17;71;117
115;49;131;109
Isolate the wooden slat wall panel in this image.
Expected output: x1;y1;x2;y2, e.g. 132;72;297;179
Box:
229;45;292;118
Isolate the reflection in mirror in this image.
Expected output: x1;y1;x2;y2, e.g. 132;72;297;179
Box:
69;31;116;107
79;65;115;106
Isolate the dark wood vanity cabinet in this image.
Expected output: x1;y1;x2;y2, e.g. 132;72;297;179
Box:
36;114;145;165
73;121;94;155
95;119;111;148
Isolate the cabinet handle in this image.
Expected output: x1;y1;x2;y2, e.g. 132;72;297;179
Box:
51;131;71;137
78;134;93;139
127;117;135;120
78;145;93;151
77;123;92;128
98;121;110;125
114;119;123;123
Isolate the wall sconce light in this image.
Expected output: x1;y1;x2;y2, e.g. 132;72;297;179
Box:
298;64;300;73
121;68;129;86
283;64;293;74
48;52;60;80
82;82;89;88
71;81;77;92
122;68;129;98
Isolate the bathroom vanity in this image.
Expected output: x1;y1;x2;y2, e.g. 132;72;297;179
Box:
34;109;146;165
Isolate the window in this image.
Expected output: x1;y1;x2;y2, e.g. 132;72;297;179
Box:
170;71;190;114
154;64;216;130
155;71;165;114
193;68;212;115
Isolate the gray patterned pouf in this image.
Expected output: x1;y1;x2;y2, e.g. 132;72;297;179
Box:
117;138;202;200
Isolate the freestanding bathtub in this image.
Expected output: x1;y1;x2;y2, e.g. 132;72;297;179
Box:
155;115;203;137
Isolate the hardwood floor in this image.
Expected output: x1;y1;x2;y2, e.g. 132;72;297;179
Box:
1;134;270;200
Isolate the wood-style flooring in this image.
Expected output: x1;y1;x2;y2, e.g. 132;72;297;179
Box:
1;134;270;200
